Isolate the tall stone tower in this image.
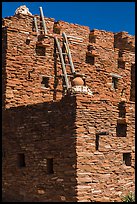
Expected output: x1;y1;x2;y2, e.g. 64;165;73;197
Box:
2;5;135;202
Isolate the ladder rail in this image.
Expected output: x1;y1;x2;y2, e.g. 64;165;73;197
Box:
62;32;76;75
34;17;39;34
54;37;70;90
39;7;47;35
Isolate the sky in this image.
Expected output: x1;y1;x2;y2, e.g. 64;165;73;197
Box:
2;2;135;35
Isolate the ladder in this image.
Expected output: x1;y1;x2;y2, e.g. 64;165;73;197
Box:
62;32;76;76
54;32;78;91
54;36;70;90
34;7;47;35
33;7;82;92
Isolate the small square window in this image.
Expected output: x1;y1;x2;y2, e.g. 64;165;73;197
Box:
116;123;127;137
86;55;95;65
36;45;46;56
47;158;54;174
123;153;131;166
89;35;96;43
53;26;60;34
18;153;26;168
26;38;30;45
112;77;118;89
41;76;49;88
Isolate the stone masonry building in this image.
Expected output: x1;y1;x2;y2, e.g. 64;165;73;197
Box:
2;6;135;202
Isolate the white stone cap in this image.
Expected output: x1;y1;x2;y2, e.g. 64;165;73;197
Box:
14;5;32;15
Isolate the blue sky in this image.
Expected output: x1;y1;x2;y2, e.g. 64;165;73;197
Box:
2;2;135;35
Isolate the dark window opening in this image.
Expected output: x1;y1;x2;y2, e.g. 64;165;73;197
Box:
112;77;118;89
118;101;126;118
47;158;54;174
86;55;95;65
53;27;61;34
53;22;61;34
18;153;26;168
26;38;30;45
41;76;49;88
95;134;99;151
123;153;131;166
89;35;96;43
35;45;46;56
95;131;109;151
118;60;125;69
116;123;127;137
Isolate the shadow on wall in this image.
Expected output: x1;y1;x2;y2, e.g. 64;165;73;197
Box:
2;95;78;202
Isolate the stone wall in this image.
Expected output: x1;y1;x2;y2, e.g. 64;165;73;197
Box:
2;96;78;202
75;94;135;202
2;11;135;202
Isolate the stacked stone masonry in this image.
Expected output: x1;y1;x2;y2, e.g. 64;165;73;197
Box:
2;10;135;202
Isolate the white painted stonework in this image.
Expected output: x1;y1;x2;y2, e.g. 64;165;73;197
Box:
14;5;32;15
71;86;93;95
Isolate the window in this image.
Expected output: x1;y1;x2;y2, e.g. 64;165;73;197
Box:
89;35;96;43
118;60;125;69
53;22;61;34
123;153;131;166
95;134;99;151
112;77;118;89
18;153;26;168
116;123;127;137
35;45;46;56
95;131;109;151
26;38;30;45
41;76;49;88
86;54;95;65
118;101;126;118
47;158;54;174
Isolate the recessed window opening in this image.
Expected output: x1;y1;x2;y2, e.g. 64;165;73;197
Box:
95;134;99;151
41;76;49;88
95;131;109;151
112;77;118;89
118;101;126;118
89;35;96;43
18;153;26;168
47;158;54;174
118;60;125;69
35;45;46;56
26;38;30;45
123;153;131;166
53;22;61;34
116;123;127;137
86;54;95;65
